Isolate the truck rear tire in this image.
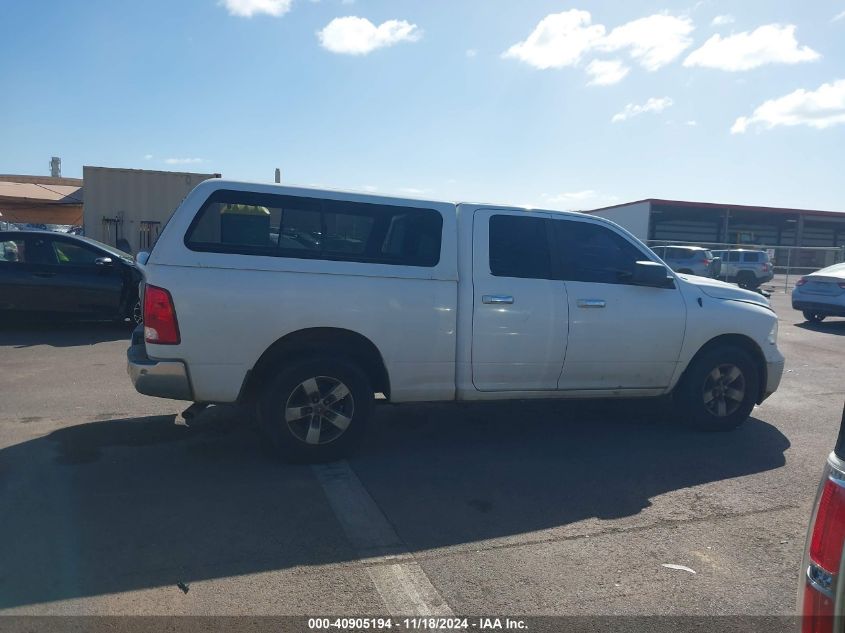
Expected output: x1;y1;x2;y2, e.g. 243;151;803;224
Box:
674;346;759;432
257;356;372;463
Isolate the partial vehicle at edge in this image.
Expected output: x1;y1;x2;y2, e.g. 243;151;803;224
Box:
799;402;845;633
793;263;845;323
0;230;142;324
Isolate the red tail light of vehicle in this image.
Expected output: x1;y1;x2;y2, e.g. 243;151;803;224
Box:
800;404;845;633
762;262;770;272
797;278;808;287
143;284;181;345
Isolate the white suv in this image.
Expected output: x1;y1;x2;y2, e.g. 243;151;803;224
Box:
128;181;785;461
712;249;774;289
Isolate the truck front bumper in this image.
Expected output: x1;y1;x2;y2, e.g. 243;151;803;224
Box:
127;328;193;401
762;357;785;402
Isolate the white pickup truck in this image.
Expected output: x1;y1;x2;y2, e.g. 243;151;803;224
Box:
128;180;784;461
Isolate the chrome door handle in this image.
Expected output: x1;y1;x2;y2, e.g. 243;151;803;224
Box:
577;299;606;308
482;295;514;305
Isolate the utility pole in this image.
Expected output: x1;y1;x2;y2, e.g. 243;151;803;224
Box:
274;168;281;184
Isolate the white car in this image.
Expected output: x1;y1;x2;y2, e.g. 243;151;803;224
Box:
792;262;845;323
128;180;784;461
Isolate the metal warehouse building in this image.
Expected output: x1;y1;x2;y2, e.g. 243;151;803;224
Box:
587;198;845;270
83;166;220;254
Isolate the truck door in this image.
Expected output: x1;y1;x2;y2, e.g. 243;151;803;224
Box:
470;209;568;391
550;216;687;390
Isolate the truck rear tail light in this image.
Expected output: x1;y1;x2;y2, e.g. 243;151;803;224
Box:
797;278;808;286
762;263;770;272
143;284;181;345
801;462;845;633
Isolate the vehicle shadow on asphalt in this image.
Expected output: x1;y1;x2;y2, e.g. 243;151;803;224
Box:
794;320;845;336
0;322;133;348
0;399;789;609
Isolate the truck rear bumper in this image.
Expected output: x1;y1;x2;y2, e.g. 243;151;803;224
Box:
127;328;193;401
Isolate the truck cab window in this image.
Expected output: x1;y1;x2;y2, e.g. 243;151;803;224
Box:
553;220;645;284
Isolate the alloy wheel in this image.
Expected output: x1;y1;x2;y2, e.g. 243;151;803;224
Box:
702;363;746;417
284;376;355;445
132;300;143;324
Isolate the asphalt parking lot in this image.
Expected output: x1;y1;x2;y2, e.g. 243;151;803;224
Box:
0;291;843;620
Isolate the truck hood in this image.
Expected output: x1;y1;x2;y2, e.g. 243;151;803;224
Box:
678;274;771;308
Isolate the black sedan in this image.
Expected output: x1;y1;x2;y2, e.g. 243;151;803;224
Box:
0;231;142;324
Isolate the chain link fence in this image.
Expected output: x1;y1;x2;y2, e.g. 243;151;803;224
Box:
647;240;845;293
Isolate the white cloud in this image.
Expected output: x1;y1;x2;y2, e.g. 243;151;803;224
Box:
466;49;478;58
545;190;598;202
398;187;427;195
220;0;292;18
684;24;819;71
317;16;421;55
143;154;153;160
341;0;355;4
502;10;693;80
611;97;673;123
731;79;845;133
598;14;694;71
502;9;605;69
711;14;735;26
360;185;378;192
164;157;206;165
834;10;845;22
541;190;619;209
586;59;630;85
685;119;698;126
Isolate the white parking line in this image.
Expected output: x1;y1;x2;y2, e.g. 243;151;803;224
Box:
313;461;453;616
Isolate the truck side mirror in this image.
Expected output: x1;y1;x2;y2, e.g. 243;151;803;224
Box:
632;261;674;288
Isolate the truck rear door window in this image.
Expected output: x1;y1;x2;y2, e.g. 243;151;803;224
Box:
185;190;442;267
489;215;552;279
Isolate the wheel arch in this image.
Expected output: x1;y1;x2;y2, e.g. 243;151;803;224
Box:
239;327;390;404
677;333;768;404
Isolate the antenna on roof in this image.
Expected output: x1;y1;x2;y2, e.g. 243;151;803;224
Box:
50;156;61;178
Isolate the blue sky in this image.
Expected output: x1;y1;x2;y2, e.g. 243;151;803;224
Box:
1;0;844;211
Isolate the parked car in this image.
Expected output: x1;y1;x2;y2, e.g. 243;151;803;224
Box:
799;402;845;631
128;181;784;461
0;230;142;324
711;249;774;289
651;245;720;277
792;262;845;323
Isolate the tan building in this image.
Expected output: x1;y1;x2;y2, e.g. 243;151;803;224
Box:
0;175;83;226
82;166;220;253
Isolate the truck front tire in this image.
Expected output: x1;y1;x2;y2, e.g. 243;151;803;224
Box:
675;346;759;431
258;356;372;463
